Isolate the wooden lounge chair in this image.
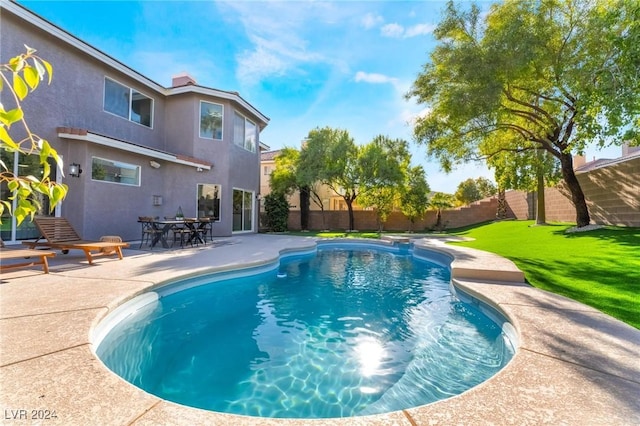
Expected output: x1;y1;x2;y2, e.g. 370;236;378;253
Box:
21;216;129;265
0;237;56;274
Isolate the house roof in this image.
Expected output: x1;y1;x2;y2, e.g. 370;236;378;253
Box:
56;128;212;170
2;0;269;128
260;150;283;162
575;149;640;173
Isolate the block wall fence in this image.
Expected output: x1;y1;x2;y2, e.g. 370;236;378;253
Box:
280;156;639;231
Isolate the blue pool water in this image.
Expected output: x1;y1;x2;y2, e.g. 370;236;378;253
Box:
96;245;514;419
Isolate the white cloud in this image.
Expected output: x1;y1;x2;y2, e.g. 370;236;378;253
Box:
405;23;437;38
381;23;404;38
354;71;398;85
361;12;383;29
381;22;436;39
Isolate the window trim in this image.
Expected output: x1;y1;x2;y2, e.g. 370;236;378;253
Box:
90;156;141;187
233;111;257;153
199;100;224;140
197;183;221;222
103;77;154;128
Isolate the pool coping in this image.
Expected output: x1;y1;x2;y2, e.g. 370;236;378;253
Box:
1;233;639;425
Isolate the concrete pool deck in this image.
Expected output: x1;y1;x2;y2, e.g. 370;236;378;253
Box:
1;234;638;425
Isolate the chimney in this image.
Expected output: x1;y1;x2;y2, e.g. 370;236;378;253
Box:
573;154;586;170
171;73;196;87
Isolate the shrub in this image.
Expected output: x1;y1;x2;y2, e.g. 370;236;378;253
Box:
263;192;289;232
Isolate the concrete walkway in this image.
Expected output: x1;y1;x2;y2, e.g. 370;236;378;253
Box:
1;234;638;425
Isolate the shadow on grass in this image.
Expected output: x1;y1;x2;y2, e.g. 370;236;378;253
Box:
552;226;640;248
511;256;640;329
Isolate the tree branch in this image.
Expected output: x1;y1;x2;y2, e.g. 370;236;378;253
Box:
503;87;560;127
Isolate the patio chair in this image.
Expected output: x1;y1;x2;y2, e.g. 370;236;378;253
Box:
21;216;129;265
138;216;164;249
196;217;212;243
0;237;56;274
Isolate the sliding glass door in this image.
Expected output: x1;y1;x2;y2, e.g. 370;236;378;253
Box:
0;149;57;242
232;188;254;232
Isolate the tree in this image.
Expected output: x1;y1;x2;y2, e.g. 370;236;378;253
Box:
408;0;640;227
454;177;497;206
357;135;411;232
300;127;360;230
1;47;67;224
270;147;311;230
428;192;455;231
400;165;430;232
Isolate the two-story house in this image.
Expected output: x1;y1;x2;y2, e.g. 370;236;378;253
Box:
1;1;269;243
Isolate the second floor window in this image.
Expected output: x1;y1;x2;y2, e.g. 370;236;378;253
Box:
200;101;223;139
233;112;256;153
104;77;153;128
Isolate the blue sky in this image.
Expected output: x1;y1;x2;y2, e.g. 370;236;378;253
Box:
18;0;621;193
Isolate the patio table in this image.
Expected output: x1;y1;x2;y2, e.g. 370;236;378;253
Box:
139;219;210;249
181;218;210;246
138;219;183;249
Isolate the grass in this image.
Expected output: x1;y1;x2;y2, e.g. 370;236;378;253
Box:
448;221;640;329
286;221;640;329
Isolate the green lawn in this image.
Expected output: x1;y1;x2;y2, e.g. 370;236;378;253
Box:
448;221;640;329
288;221;640;328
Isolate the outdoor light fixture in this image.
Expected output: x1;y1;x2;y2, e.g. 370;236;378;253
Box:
152;195;163;206
69;163;82;178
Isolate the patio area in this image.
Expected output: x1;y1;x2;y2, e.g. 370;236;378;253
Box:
1;234;638;425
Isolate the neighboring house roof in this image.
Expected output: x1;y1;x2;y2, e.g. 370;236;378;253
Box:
575;149;640;173
3;0;269;129
57;128;212;170
260;150;283;162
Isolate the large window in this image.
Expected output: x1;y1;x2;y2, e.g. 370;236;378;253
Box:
232;188;254;232
200;101;223;140
91;157;141;186
1;149;56;241
197;184;221;221
233;112;257;152
104;77;153;127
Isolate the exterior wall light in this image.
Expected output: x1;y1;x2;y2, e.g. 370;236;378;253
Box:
153;195;163;206
69;163;82;177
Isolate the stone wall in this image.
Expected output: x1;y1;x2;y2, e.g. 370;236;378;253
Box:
286;198;498;231
504;156;639;226
276;156;639;231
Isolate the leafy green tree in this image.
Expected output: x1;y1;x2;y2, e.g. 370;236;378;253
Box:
270;147;311;230
408;0;640;228
300;127;360;230
428;192;455;231
357;135;411;231
1;47;67;224
454;177;497;206
400;165;430;231
263;192;289;232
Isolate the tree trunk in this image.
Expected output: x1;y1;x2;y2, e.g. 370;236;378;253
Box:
345;197;355;231
300;185;310;231
559;152;590;227
535;166;546;225
496;189;507;219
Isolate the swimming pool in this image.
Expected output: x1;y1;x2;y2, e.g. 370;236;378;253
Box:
94;242;515;419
